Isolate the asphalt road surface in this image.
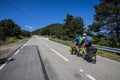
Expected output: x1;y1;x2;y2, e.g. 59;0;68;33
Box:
0;35;120;80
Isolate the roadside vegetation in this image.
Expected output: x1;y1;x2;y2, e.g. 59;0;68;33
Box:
0;19;31;45
0;0;120;62
33;0;120;48
32;0;120;61
0;19;31;62
97;50;120;62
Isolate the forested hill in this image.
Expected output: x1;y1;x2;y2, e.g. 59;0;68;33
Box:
32;23;64;38
32;14;85;40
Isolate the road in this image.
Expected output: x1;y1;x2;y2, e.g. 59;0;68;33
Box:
0;35;120;80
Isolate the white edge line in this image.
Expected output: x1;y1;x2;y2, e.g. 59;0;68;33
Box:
0;37;32;70
20;46;24;49
20;37;31;49
50;48;69;62
80;69;84;72
14;50;20;55
85;74;96;80
0;62;7;70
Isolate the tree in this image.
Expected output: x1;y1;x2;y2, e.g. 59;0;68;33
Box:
90;0;120;39
13;24;21;37
0;19;21;40
21;30;31;37
63;14;84;39
40;28;50;36
89;0;120;47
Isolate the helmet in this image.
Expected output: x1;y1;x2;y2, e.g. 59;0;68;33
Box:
83;33;87;36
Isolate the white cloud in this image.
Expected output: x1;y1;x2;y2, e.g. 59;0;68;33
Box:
25;25;34;30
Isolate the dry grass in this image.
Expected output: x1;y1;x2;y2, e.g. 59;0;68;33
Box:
97;50;120;62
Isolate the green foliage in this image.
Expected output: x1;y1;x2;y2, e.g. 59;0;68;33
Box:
108;35;120;48
63;14;84;39
98;37;109;46
88;0;120;48
0;19;31;45
33;23;63;36
33;23;64;39
0;19;21;40
21;30;31;37
90;0;120;37
33;14;85;40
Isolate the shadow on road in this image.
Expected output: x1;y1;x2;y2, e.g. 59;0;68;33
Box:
0;58;15;65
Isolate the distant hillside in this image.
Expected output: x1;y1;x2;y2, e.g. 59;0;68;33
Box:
32;23;64;38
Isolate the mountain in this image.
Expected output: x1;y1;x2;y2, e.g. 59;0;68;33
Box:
32;23;64;38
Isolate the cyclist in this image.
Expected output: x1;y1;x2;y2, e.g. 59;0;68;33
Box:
74;35;83;47
82;33;92;54
70;35;83;54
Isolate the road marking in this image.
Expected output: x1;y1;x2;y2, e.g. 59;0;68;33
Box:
20;38;32;50
20;46;24;49
24;38;31;46
85;74;96;80
0;37;32;71
50;48;69;62
0;62;7;70
80;69;84;72
14;50;20;55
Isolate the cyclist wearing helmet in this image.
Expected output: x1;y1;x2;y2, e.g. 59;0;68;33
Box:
82;33;92;54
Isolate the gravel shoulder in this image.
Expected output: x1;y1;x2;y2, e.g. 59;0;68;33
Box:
0;38;29;63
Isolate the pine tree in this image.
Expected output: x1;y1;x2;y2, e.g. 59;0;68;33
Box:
63;14;84;39
89;0;120;47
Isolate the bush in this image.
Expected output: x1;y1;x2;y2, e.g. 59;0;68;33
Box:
98;38;109;46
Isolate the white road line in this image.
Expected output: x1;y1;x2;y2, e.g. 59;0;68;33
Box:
24;38;31;46
80;69;84;72
50;48;69;62
0;38;32;71
0;62;7;70
14;50;20;55
20;38;32;49
85;74;96;80
20;46;24;49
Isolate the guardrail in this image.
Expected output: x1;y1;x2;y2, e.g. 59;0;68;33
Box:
49;38;120;53
93;45;120;53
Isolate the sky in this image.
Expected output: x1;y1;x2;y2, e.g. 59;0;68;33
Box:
0;0;100;32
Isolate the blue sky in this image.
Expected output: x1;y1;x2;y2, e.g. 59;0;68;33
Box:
0;0;100;32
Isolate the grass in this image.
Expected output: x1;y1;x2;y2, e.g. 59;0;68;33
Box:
0;50;10;58
50;38;120;62
0;51;3;56
0;40;4;45
0;36;23;58
0;36;30;64
0;37;20;45
97;50;120;62
5;37;19;44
